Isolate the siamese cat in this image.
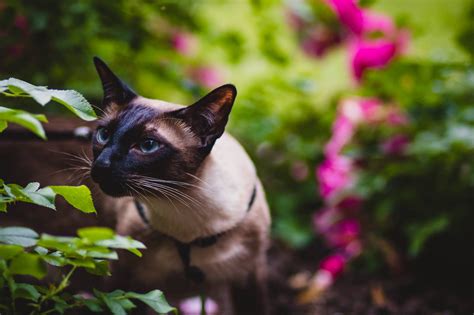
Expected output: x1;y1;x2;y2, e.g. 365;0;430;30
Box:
90;57;271;315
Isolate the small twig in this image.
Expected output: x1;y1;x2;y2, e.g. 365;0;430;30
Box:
200;294;207;315
32;266;77;315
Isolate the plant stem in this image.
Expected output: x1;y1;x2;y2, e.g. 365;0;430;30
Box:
200;294;207;315
31;266;77;315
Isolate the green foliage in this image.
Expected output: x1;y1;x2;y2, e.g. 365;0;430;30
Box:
0;78;174;314
90;290;177;315
0;106;47;139
0;77;97;140
0;181;96;214
352;61;474;268
0;227;38;247
0;226;176;314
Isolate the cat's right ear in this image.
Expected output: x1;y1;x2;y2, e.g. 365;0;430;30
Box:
93;57;137;106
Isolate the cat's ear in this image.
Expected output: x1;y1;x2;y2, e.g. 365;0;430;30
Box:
93;57;137;106
174;84;237;151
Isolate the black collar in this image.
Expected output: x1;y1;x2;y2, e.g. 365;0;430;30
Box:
134;184;257;284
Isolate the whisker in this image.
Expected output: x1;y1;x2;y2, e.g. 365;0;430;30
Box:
134;178;203;208
128;174;212;195
129;177;200;211
129;180;181;214
137;181;192;209
185;172;212;189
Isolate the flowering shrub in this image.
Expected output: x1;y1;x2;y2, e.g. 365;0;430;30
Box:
305;0;473;296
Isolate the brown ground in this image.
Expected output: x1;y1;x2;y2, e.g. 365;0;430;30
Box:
267;242;473;315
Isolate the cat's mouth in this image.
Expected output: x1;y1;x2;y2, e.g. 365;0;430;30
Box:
90;168;129;197
96;180;128;197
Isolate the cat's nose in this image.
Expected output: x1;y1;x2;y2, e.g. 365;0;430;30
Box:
91;149;113;181
91;161;111;182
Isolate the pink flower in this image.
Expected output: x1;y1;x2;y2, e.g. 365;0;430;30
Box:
324;114;355;156
349;39;398;80
381;134;409;155
325;98;382;156
325;218;360;247
319;254;346;278
358;98;382;122
326;0;410;81
171;31;197;56
180;296;219;315
316;155;354;200
361;10;396;38
313;207;342;234
190;66;223;88
340;98;382;124
326;0;363;35
386;107;409;126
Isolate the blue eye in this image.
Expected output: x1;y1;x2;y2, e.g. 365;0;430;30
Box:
96;127;109;144
139;139;160;153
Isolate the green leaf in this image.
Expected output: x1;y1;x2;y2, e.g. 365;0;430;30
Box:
78;227;114;242
0;120;7;132
0;106;46;139
24;182;41;192
85;260;111;276
51;185;96;214
0;201;6;212
94;290;127;315
41;252;67;267
117;298;136;311
125;290;176;314
95;235;146;257
34;246;48;255
77;297;104;312
2;78;52;105
13;283;41;301
408;216;449;257
52;295;70;314
10;253;47;279
0;78;96;121
24;187;56;209
84;250;118;260
50;89;97;121
0;244;23;260
3;183;55;209
65;257;96;268
0;227;38;247
38;235;74;252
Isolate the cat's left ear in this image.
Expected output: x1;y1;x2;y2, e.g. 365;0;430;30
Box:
174;84;237;151
93;57;137;106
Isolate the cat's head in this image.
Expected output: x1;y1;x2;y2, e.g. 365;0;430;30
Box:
90;57;236;197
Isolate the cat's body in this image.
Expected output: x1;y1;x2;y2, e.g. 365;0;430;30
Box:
109;98;271;314
88;56;272;311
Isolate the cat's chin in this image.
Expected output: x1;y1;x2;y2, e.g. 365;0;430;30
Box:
97;182;128;197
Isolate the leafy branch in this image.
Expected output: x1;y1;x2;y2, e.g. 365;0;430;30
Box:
0;78;96;139
0;227;175;314
0;78;175;314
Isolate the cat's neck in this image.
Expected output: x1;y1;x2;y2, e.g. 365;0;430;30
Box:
140;133;256;243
